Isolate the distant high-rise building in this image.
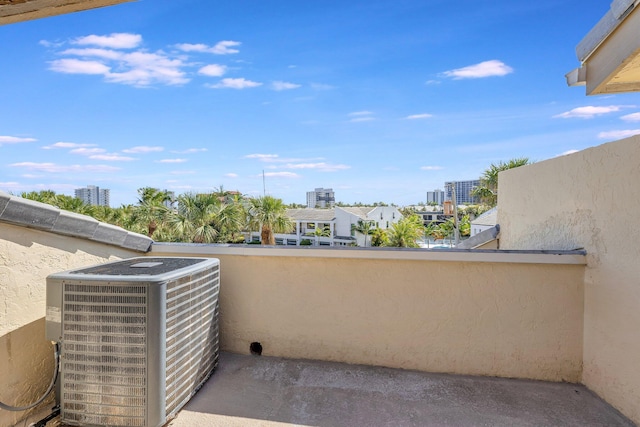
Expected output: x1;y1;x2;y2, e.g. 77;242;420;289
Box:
306;188;335;208
426;189;445;205
444;180;480;205
75;185;110;207
163;190;176;208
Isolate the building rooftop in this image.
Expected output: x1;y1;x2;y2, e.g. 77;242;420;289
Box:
167;352;635;427
338;206;379;218
472;207;498;227
286;208;336;222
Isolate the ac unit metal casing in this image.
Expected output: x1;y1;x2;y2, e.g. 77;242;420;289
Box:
46;257;220;427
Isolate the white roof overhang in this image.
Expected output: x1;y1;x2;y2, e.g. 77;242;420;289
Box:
566;0;640;95
0;0;133;25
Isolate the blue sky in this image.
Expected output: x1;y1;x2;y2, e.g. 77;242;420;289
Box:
1;0;638;207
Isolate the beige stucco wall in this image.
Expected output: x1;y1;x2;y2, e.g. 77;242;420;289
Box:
498;136;640;425
0;222;138;427
153;247;585;384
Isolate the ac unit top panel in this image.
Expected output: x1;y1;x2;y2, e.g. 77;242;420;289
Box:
70;257;206;276
49;257;218;282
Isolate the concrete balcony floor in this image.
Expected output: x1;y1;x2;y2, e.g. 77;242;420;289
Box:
168;352;635;427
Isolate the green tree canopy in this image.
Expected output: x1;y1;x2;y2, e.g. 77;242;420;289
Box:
248;196;294;245
385;214;423;248
471;157;531;207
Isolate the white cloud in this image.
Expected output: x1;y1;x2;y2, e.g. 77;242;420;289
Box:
61;48;123;60
175;43;208;52
157;158;187;163
421;166;444;171
349;117;375;123
42;141;95;149
104;52;188;86
39;40;63;48
73;33;142;49
245;153;279;160
225;173;239;178
89;154;136;161
207;78;262;89
123;146;164;153
406;113;433;120
349;111;373;117
172;148;208;154
284;162;350;172
442;60;513;79
198;64;227;77
0;136;37;145
9;162;120;173
272;81;301;91
211;40;241;54
175;40;241;55
70;147;107;155
245;154;327;164
554;105;625;119
49;58;111;75
620;112;640;122
263;172;300;178
597;129;640;139
50;47;189;86
425;80;441;85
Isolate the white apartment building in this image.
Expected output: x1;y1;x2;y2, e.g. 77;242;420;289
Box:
334;206;402;247
249;206;403;247
306;188;335;209
74;185;110;207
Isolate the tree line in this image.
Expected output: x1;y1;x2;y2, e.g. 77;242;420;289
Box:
17;158;528;248
18;187;461;248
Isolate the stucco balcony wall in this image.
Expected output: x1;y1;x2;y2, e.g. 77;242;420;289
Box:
1;216;586;427
498;135;640;425
151;244;586;383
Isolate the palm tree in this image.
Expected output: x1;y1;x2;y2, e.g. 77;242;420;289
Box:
20;190;57;205
385;215;423;248
423;221;438;247
353;220;374;247
133;187;171;237
312;225;331;246
167;192;244;243
170;193;218;243
459;214;471;237
435;219;455;244
472;157;530;207
248;196;293;245
370;228;389;247
53;194;95;215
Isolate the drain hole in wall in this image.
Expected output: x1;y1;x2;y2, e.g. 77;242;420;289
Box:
250;342;263;356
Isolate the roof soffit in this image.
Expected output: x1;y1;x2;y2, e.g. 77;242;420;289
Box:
567;0;640;95
0;0;133;25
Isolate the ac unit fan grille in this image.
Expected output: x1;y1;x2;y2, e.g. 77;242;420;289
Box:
62;283;148;427
165;267;220;415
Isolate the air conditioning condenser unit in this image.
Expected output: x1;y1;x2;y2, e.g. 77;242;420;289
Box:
45;256;220;427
